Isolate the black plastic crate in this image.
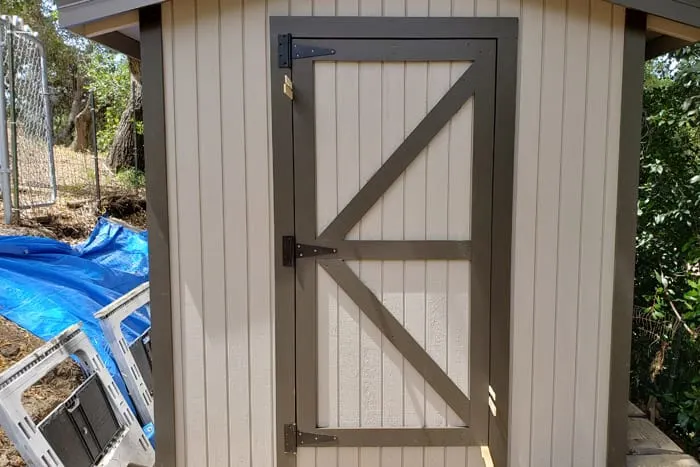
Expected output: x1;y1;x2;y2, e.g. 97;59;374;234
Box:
129;329;153;394
38;374;120;467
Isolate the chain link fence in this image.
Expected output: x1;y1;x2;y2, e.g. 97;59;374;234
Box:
0;15;56;221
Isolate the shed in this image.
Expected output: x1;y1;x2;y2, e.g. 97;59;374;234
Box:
55;1;700;466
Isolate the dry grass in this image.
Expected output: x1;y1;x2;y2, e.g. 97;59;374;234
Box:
2;145;146;242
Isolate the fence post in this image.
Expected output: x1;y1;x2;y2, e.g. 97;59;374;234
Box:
7;22;18;222
90;91;101;210
0;28;12;224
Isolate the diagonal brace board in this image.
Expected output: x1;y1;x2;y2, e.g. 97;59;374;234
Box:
319;259;472;425
318;61;483;240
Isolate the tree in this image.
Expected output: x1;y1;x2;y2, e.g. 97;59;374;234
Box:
107;57;142;171
0;0;89;144
631;45;700;456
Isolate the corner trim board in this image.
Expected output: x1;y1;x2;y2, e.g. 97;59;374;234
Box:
139;5;176;467
607;8;647;467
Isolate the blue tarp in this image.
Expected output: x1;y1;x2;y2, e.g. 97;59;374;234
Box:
0;217;150;402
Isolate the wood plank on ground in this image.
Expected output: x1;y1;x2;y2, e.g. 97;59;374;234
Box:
628;402;646;418
627;454;700;467
628;418;684;455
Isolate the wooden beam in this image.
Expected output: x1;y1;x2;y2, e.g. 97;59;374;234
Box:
91;31;141;59
71;10;139;38
646;35;691;59
648;15;700;43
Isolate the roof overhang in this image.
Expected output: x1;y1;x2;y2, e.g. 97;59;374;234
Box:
56;0;163;59
56;0;161;29
58;0;700;61
70;10;141;58
645;14;700;58
607;0;700;29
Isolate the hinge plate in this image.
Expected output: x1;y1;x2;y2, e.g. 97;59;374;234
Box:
284;423;338;453
295;242;337;260
278;33;336;68
278;33;292;68
291;42;336;60
282;236;337;267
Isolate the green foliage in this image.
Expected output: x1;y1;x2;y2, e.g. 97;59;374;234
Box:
114;168;145;189
1;1;132;152
85;51;130;152
632;45;700;456
0;0;89;137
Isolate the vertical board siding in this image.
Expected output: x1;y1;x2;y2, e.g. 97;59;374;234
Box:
219;0;252;464
194;0;228;464
530;0;566;463
161;0;625;465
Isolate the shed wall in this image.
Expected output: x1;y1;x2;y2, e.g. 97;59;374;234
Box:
160;0;625;465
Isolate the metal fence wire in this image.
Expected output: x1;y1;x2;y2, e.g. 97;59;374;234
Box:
0;15;56;219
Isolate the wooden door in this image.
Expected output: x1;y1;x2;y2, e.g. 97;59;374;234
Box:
272;17;517;467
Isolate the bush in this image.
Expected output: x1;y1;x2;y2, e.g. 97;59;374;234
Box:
631;47;700;456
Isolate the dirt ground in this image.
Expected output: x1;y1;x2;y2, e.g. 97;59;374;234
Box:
0;147;147;465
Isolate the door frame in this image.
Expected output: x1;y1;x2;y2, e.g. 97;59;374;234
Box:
270;16;518;467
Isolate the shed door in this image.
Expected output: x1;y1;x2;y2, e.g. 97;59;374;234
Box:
272;18;516;466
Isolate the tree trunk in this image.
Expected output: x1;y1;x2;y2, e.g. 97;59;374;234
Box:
57;73;85;146
70;101;91;152
107;58;143;171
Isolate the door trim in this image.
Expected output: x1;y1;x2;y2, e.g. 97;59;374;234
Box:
271;16;518;467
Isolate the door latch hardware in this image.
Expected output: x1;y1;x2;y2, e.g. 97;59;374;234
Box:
282;236;337;267
283;74;294;100
283;423;338;453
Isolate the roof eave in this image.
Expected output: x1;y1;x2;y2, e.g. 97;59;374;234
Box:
56;0;162;29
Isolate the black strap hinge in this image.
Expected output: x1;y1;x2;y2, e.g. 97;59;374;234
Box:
282;236;337;267
278;34;336;68
283;423;338;453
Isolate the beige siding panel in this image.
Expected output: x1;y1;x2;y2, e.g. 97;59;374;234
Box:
161;0;626;465
507;0;542;465
530;0;567;464
574;2;614;467
552;0;589;463
220;0;252;464
242;0;276;464
595;7;626;466
194;0;228;464
170;0;207;465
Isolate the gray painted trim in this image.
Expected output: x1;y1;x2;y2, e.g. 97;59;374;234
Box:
297;38;496;62
303;427;473;447
271;24;298;467
139;5;175;467
92;31;141;59
607;0;700;28
645;35;691;59
270;16;518;39
58;0;162;28
608;9;647;467
310;239;472;260
320;259;473;427
291;58;319;434
489;33;518;463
